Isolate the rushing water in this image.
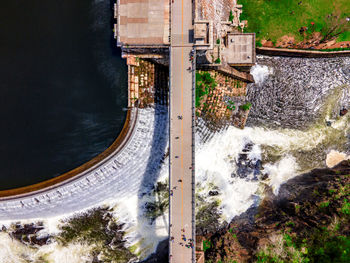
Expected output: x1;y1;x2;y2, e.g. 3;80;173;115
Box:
0;55;349;262
247;56;350;129
0;1;127;190
195;55;350;223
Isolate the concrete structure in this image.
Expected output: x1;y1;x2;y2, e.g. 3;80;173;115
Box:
168;0;196;261
115;0;170;47
194;20;214;50
224;33;256;66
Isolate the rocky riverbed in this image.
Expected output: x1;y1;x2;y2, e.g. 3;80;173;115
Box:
247;56;350;129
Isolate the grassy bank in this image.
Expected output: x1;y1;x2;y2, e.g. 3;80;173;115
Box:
239;0;350;44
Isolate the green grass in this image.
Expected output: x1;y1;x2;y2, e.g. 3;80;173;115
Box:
239;0;350;43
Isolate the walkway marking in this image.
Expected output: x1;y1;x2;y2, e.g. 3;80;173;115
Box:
169;0;194;260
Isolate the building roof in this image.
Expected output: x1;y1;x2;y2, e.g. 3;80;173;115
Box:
116;0;169;47
224;33;256;65
194;23;207;39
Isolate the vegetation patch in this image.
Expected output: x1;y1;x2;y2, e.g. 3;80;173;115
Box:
239;102;252;111
57;207;135;263
196;71;217;108
239;0;350;45
203;240;212;252
195;70;249;129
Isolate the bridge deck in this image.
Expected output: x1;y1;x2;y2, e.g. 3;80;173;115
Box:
169;0;195;262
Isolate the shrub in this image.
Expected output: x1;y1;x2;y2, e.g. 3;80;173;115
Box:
256;41;263;47
240;102;252;111
229;10;234;22
203;240;212;252
195;72;217;107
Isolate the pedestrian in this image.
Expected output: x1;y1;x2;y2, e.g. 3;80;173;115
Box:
170;190;173;196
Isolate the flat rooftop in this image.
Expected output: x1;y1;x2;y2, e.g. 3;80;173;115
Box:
224;33;256;65
116;0;169;47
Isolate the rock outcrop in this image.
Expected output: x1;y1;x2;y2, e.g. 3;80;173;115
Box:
203;160;350;262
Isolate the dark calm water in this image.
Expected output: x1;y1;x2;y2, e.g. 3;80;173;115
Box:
0;1;127;190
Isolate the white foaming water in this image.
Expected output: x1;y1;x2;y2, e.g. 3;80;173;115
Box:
0;232;92;263
196;126;295;222
195;120;343;222
250;64;273;85
263;155;299;195
0;233;34;263
0;110;347;262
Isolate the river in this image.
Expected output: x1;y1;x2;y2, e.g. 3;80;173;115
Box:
0;0;127;190
0;38;349;261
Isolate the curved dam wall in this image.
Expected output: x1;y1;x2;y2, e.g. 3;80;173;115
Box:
0;107;168;220
0;108;136;199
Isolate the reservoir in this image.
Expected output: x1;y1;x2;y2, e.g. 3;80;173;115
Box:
0;0;127;190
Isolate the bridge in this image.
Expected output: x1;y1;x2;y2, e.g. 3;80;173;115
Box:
169;0;196;262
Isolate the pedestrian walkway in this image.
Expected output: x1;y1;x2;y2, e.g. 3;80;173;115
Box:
169;0;195;262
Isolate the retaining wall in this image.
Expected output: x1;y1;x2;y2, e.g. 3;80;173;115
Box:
256;47;350;58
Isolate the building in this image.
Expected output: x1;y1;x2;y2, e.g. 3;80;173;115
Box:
114;0;170;48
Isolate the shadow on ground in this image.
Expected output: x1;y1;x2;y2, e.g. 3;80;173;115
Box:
137;64;170;262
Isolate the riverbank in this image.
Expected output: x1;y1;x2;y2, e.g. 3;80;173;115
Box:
203;160;350;262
